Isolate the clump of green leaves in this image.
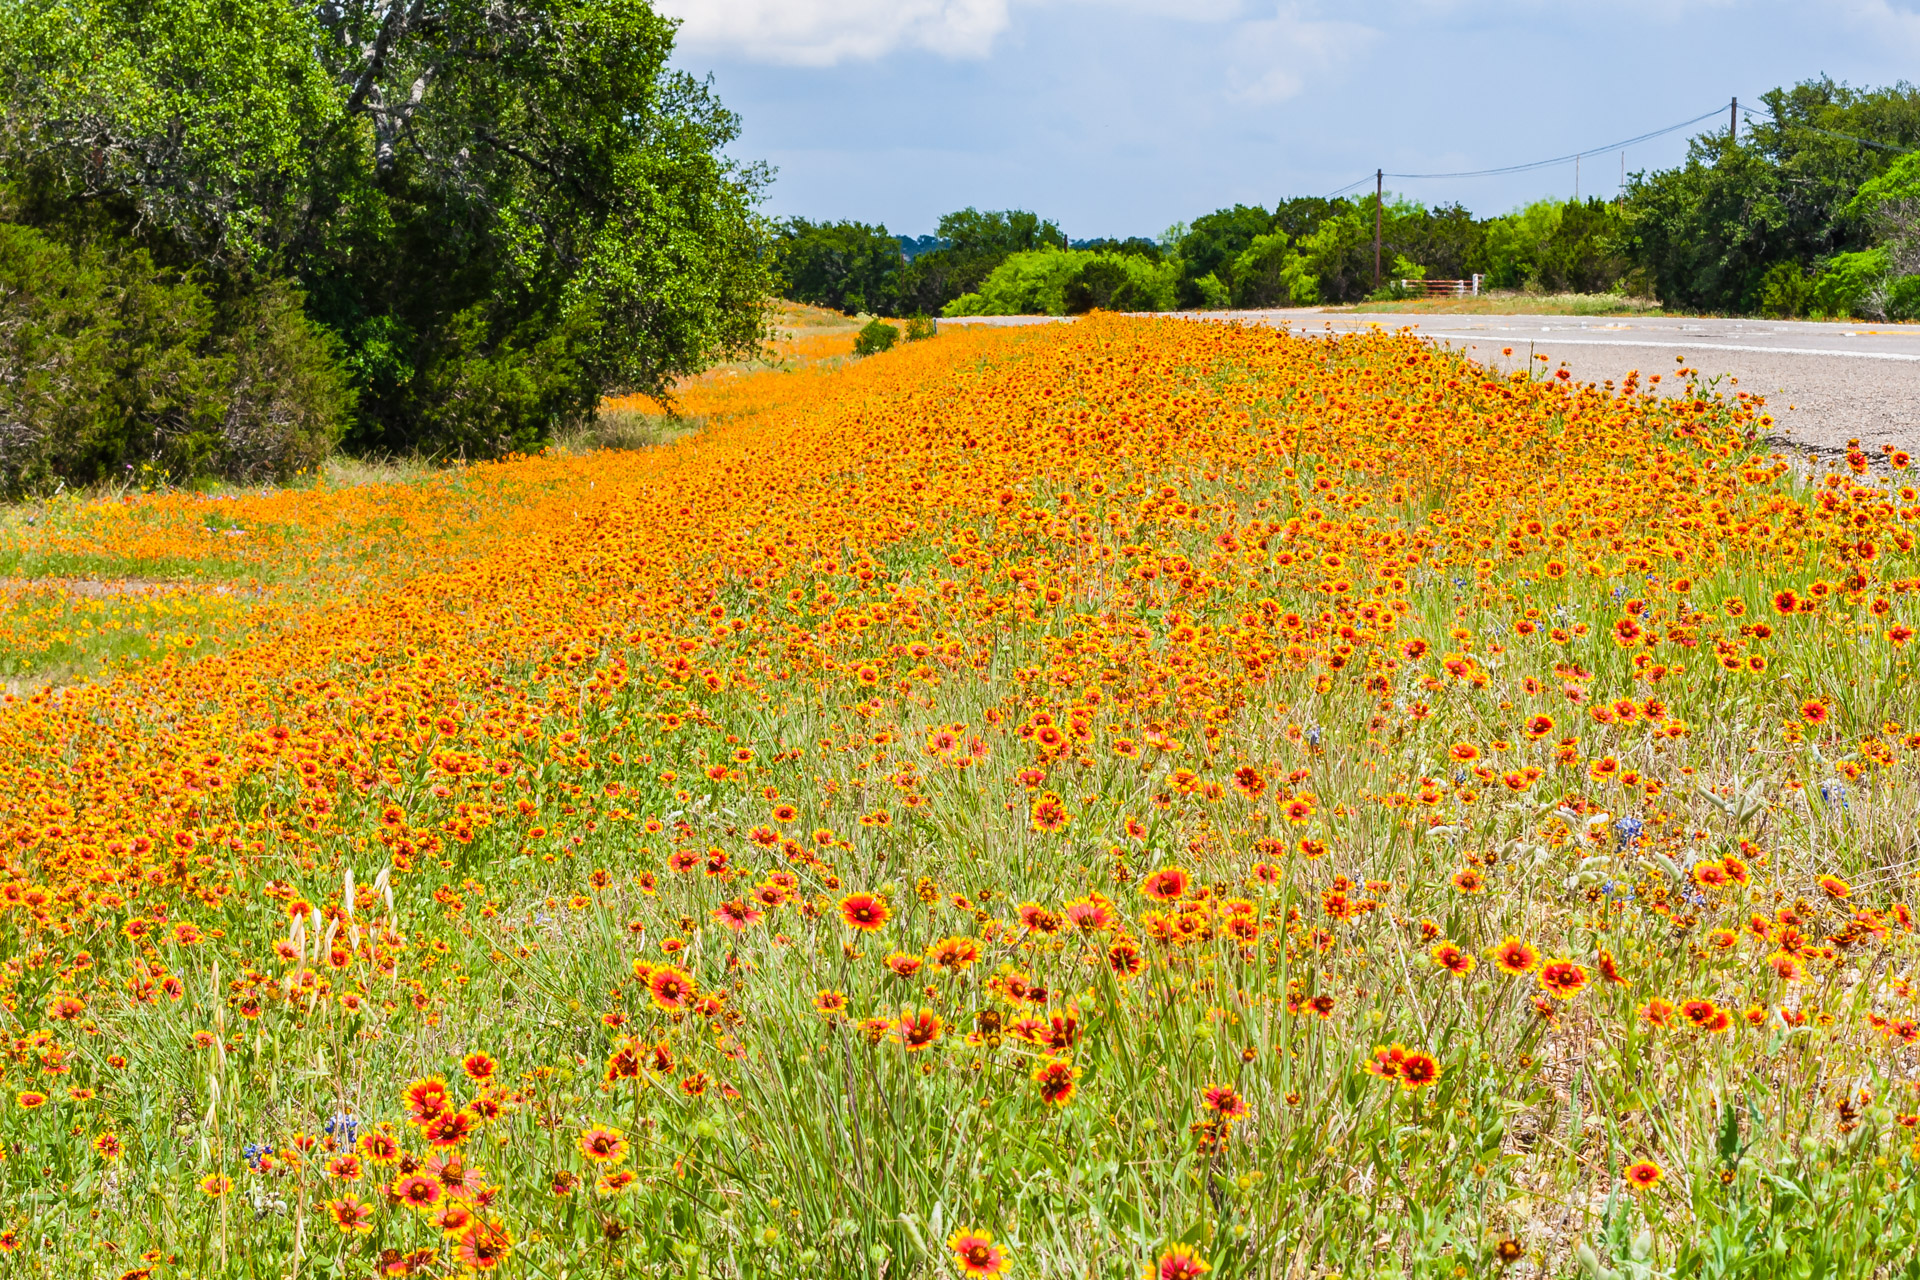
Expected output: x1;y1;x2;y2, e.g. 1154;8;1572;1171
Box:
852;319;899;355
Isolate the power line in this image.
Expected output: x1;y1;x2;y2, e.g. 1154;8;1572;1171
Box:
1380;106;1729;180
1739;106;1919;155
1324;173;1376;199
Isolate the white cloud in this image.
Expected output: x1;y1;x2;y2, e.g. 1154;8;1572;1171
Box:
658;0;1013;65
1225;5;1380;104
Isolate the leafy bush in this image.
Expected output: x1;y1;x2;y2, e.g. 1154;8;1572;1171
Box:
1888;273;1920;320
1191;272;1231;309
1809;249;1892;318
852;319;899;355
1625;77;1920;312
942;249;1089;317
1757;261;1817;317
903;314;937;341
949;250;1179;317
216;280;356;480
1063;254;1179;313
0;222;350;495
406;308;591;460
1176;204;1273;307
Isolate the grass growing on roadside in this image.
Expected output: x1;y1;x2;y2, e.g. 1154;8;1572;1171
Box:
0;316;1917;1280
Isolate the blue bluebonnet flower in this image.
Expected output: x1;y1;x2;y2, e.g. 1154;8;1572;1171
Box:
323;1113;359;1147
1614;816;1645;849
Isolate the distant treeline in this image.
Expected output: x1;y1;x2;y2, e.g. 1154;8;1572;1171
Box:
774;76;1920;321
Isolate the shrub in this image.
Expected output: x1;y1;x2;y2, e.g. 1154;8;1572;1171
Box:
1064;259;1131;314
0;222;350;495
943;249;1090;317
1484;199;1630;294
216;280;354;480
1809;250;1891;318
903;314;937;342
1888;273;1920;320
1758;262;1817;317
405;308;590;461
1064;255;1178;314
853;319;899;355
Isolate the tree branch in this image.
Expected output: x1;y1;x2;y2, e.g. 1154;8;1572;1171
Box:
344;0;430;120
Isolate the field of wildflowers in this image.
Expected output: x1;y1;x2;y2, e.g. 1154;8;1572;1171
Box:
0;314;1917;1280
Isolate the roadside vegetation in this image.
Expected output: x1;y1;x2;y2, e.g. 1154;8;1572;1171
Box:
775;77;1920;325
2;314;1917;1278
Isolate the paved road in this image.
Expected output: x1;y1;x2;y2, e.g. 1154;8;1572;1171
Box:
948;311;1920;458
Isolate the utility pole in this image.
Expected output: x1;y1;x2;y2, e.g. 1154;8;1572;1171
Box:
1373;169;1382;291
1730;97;1738;144
1574;153;1580;202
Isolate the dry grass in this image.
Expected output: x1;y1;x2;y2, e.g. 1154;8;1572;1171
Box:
1327;291;1668;317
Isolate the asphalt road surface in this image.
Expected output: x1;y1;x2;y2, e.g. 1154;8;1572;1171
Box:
948;311;1920;459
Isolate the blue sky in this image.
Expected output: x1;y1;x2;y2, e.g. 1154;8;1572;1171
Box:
656;0;1920;240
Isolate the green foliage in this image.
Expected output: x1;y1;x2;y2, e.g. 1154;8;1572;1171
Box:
405;308;592;459
1625;76;1920;312
1282;202;1375;304
218;279;359;480
1227;232;1293;307
1762;247;1920;321
1847;150;1920;222
852;318;899;355
0;0;773;461
774;219;905;315
1177;204;1273;307
947;249;1179;317
1271;197;1348;240
1809;249;1892;318
943;249;1089;317
896;208;1063;315
1072;236;1163;261
1888;272;1920;320
0;221;349;496
1064;254;1180;314
902;313;937;342
1756;262;1818;318
1483;198;1631;293
1191;271;1231;309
